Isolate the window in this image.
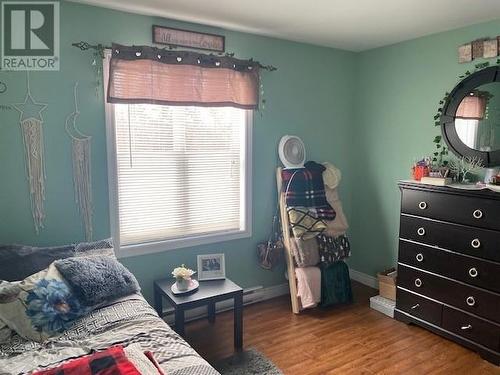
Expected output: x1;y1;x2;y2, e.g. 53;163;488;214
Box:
455;118;479;149
104;57;252;257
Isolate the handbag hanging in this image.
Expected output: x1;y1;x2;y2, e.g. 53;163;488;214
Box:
257;214;284;270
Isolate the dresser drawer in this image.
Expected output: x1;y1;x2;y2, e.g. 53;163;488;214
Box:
398;264;500;323
399;215;500;263
401;188;500;231
442;306;500;352
396;288;442;326
399;240;500;293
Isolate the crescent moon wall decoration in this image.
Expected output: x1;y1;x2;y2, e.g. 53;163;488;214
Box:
65;82;94;241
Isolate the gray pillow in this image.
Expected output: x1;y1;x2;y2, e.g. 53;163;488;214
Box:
54;256;140;306
0;244;75;281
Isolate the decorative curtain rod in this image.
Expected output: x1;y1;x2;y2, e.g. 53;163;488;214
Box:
72;41;277;72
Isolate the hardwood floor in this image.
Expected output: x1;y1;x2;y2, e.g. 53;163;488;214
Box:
184;281;500;374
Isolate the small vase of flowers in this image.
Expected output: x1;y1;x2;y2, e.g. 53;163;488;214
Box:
172;265;196;291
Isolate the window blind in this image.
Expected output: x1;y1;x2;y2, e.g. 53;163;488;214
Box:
112;103;248;246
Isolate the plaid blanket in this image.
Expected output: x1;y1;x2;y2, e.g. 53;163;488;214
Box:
281;161;335;220
32;346;141;375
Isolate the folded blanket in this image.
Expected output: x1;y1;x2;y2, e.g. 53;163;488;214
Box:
32;345;162;375
289;237;320;267
287;206;327;240
323;187;349;237
320;261;353;307
317;234;351;265
295;267;321;309
281;161;335;220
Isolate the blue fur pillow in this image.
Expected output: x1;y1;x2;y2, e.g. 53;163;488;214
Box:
54;256;140;306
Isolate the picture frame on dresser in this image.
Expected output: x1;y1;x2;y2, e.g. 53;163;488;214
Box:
395;181;500;366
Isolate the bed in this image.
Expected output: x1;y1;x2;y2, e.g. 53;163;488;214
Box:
0;293;220;375
0;242;220;375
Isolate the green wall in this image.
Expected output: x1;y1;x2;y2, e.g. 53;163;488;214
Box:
348;19;500;278
0;1;356;302
2;0;499;302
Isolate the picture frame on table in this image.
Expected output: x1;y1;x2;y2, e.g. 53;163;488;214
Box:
197;253;226;280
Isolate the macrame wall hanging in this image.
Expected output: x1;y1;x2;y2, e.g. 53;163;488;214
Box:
65;82;94;241
13;73;47;234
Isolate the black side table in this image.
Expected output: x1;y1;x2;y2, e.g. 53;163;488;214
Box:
154;278;243;350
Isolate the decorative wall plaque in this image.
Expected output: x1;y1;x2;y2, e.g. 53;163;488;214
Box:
458;44;472;63
459;37;500;63
472;39;485;59
153;25;225;52
483;39;498;58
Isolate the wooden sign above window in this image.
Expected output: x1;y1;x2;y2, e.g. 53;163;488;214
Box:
152;25;225;52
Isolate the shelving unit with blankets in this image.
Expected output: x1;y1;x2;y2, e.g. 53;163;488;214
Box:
395;180;500;365
276;161;352;314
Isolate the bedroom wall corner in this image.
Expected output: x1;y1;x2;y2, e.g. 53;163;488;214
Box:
347;18;500;281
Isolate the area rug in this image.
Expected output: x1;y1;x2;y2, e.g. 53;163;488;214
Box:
216;348;283;375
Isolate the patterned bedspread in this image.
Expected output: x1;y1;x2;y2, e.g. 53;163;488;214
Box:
0;295;220;375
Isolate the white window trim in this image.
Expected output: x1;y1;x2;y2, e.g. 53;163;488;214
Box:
103;50;252;258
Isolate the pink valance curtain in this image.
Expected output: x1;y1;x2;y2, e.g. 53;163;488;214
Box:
455;95;486;120
107;44;260;109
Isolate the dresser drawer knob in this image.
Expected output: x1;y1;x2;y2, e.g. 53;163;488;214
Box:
461;324;472;330
417;227;426;236
414;278;423;288
471;239;481;249
416;253;424;262
469;267;478;278
411;303;420;310
466;296;476;306
418;201;428;210
473;209;483;219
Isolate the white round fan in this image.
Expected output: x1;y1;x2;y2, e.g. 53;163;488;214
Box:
278;135;306;169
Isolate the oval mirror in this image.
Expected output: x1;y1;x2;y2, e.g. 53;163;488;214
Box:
441;66;500;167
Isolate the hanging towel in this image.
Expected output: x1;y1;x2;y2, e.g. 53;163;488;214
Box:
320;261;353;307
287;206;327;240
295;266;321;309
324;187;349;237
281;161;335;220
321;162;342;189
317;234;351;265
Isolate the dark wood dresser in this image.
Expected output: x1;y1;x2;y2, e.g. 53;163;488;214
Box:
395;181;500;365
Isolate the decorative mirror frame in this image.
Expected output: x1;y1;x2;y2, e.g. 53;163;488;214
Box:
440;65;500;167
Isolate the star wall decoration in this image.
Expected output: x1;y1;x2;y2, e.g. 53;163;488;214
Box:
13;72;48;234
13;91;47;123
